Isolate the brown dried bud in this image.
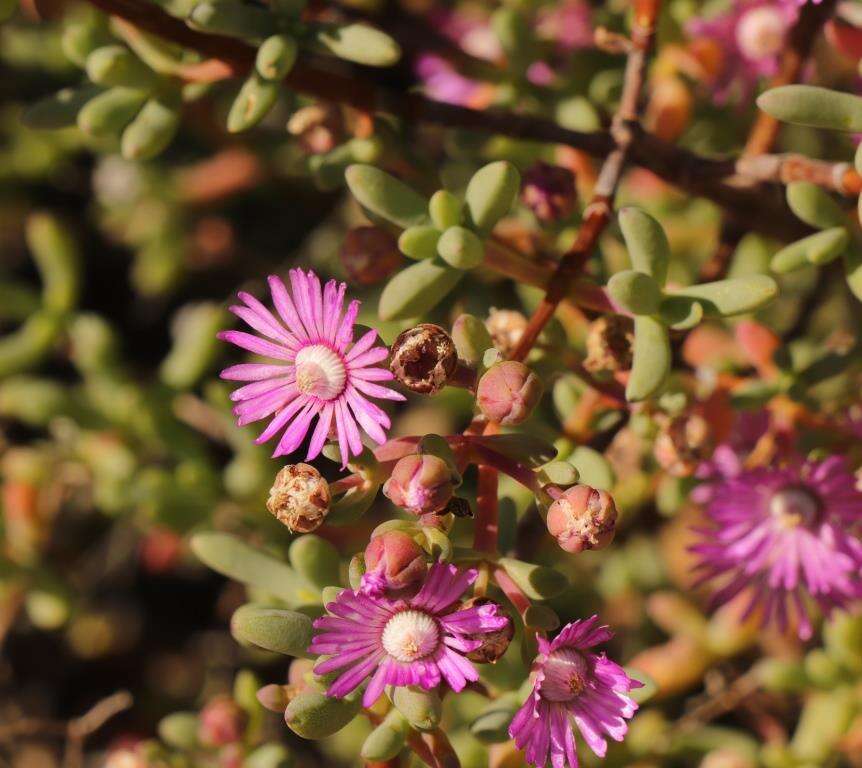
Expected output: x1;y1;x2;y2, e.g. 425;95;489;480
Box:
485;308;528;357
198;696;247;747
476;361;543;426
460;597;514;663
653;413;713;477
390;324;457;395
364;530;428;593
520;161;577;223
383;454;456;516
266;464;331;533
546;484;617;554
584;314;635;373
286;104;344;155
340;226;403;286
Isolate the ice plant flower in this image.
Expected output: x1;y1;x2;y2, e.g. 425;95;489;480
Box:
219;270;405;467
691;456;862;639
509;616;641;768
686;0;798;104
309;563;509;706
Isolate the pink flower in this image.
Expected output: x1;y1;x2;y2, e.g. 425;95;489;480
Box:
691;455;862;639
309;563;509;707
219;270;404;467
509;616;641;768
686;0;798;104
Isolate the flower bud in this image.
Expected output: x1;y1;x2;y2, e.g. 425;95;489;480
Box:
286;103;344;155
653;413;713;477
485;308;527;357
583;314;634;373
477;361;543;425
218;744;243;768
390;323;457;395
460;597;513;663
520;161;577;222
198;696;247;747
363;530;427;594
266;464;331;533
340;226;403;286
546;484;617;554
383;454;457;515
256;684;290;713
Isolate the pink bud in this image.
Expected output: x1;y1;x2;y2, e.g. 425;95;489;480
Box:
476;361;543;425
363;530;428;594
546;484;617;554
520;161;577;222
383;454;456;516
198;696;247;747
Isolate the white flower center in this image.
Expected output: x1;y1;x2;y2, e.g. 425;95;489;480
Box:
294;344;347;400
769;486;820;529
736;6;787;61
381;610;440;662
541;648;590;702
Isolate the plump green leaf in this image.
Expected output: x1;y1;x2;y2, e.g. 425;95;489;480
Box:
121;96;180;160
191;532;315;606
189;0;276;39
22;86;102;130
845;247;862;300
522;604;560;631
429;189;463;229
77;87;147;137
378;259;462;320
231;604;313;657
86;45;158;89
472;434;557;467
26;213;80;315
790;688;856;763
625;668;657;704
288;535;341;589
498;557;568;600
159;302;226;388
345;165;430;229
465;161;520;234
451;313;493;367
667;275;778;316
607;270;662;315
312;23;401;67
618;207;669;284
285;689;361;739
362;711;407;761
228;73;279;133
658;296;703;330
470;697;521;744
256;34;297;80
398;225;440;260
626;315;670;402
158;712;199;749
757;85;862;132
391;686;441;731
437;225;484;269
786;182;847;230
244;744;293;768
568;446;614;490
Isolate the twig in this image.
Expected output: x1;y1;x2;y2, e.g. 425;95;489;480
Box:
64;691;133;768
510;0;662;361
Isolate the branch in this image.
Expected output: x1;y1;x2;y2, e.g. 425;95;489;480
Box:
80;0;811;242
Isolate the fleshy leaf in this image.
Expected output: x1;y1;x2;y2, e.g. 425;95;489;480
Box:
568;446;614;490
470;698;521;744
771;229;849;273
231;604;314;657
757;85;862;132
312;23;401;67
618;207;670;284
498;557;568;600
77;87;147;137
786;182;847;230
378;259;462;320
227;73;279;133
465;161;520;234
845;247;862;300
285;689;361;739
345;165;430;229
666;275;778;316
437;226;484;269
659;296;703;330
472;433;557;467
607;270;662;315
399;225;441;261
391;686;442;731
626;315;670;402
289;535;341;589
121;96;181;160
22;86;102;130
256;34;297;81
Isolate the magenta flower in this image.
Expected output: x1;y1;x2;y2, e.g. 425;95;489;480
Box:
509;616;641;768
686;0;798;104
219;270;405;467
691;456;862;639
309;563;509;707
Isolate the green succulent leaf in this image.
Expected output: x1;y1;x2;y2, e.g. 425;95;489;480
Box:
845;247;862;301
22;86;102;130
666;275;778;316
312;23;401;67
391;686;441;731
498;557;568;600
77;87;147;137
470;697;521;744
256;34;297;80
398;225;441;261
472;434;557;467
429;189;463;229
658;296;703;330
86;45;159;90
607;270;662;316
451;313;493;367
158;712;200;750
285;689;361;739
618;207;669;284
288;535;341;589
228;73;279;133
189;0;276;39
786;182;847;230
345;164;430;229
568;446;614;491
465;161;520;235
26;213;81;315
231;604;313;657
626;315;670;402
378;259;462;320
757;85;862;132
361;711;407;761
436;225;484;269
121;96;181;160
771;228;849;273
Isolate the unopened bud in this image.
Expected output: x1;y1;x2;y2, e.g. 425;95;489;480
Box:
383;454;456;515
584;314;634;373
460;597;513;663
485;308;527;357
700;749;757;768
198;696;247;747
256;684;290;713
340;226;403;286
520;161;577;222
286;104;344;155
653;413;713;477
218;744;244;768
546;484;617;554
363;530;427;594
477;361;543;425
266;464;331;533
390;324;457;395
